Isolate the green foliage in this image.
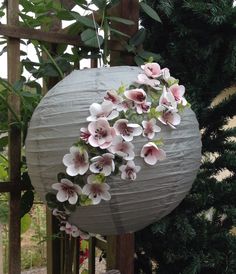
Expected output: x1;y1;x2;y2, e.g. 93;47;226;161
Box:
20;191;34;218
140;1;162;23
21;213;32;234
135;1;236;273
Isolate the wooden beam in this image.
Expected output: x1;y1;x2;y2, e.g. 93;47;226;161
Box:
0;24;125;51
0;24;83;45
7;0;21;273
0;182;31;193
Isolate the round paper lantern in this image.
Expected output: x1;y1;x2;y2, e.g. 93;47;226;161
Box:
25;66;201;235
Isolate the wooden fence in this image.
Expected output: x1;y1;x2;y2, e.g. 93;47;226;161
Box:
0;0;139;273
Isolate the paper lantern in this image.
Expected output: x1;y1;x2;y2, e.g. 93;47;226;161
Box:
25;66;201;235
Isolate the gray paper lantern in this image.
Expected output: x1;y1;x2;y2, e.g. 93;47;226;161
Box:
25;66;201;235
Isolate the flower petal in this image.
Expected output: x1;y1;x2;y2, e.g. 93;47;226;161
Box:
68;192;78;205
101;191;111;201
56;191;68;203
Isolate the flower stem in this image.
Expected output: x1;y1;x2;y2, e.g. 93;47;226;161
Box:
0;94;22;126
41;45;64;79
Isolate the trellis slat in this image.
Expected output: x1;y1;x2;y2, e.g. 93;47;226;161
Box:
7;0;21;273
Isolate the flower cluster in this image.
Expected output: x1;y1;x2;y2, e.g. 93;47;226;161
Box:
46;63;189;237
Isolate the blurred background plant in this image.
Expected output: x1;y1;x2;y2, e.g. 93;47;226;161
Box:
135;0;236;273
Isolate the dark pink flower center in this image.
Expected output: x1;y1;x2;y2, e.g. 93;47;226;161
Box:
139;102;150;112
61;184;76;196
117;122;133;136
134;92;146;102
144;123;153;136
162;111;173;123
74;153;86;166
90;184;102;198
95;127;108;139
125;167;135;180
80;130;90;141
171;87;180;101
95;156;112;171
117;142;129;152
144;148;153;157
104;92;117;104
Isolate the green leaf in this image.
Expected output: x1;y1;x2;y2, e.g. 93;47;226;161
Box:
0;46;7;57
92;0;107;9
81;269;89;274
110;27;130;38
80;239;89;252
21;172;33;189
134;55;144;66
72;13;98;28
21;213;31;234
13;78;25;92
129;28;146;46
140;2;162;23
81;29;103;48
0;203;8;224
107;16;134;25
0;10;5;17
57;10;74;20
0;136;8;152
20;190;34;218
137;50;161;62
74;0;87;4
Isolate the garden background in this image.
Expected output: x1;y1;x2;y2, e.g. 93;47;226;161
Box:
0;0;236;273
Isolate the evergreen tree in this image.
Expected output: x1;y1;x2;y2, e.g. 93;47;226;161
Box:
135;1;236;273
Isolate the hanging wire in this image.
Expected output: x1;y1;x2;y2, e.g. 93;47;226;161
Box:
92;11;103;67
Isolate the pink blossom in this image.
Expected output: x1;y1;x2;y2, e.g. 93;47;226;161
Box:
158;86;177;110
87;101;119;121
108;136;135;160
88;118;116;149
82;174;111;205
113;119;142;142
52;178;82;205
116;99;134;112
158;109;181;129
90;153;115;176
60;222;89;239
169;84;187;105
104;90;123;107
136;101;151;114
124;89;146;104
141;62;162;78
136;73;160;87
161;68;170;81
141;142;166;165
80;127;91;143
119;160;141;181
142;119;161;139
63;146;89;176
52;209;68;220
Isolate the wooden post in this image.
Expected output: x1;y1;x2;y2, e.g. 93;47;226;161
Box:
110;0;139;66
7;0;21;274
41;3;65;273
88;238;96;274
107;1;139;273
0;224;3;274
